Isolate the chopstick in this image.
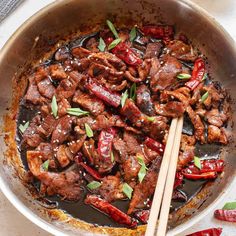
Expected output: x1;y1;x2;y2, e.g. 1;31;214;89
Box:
144;116;183;236
156;116;183;236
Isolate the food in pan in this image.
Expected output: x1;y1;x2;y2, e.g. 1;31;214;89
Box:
17;20;231;227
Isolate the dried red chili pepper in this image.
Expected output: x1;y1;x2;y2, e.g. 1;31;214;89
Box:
86;79;121;107
141;25;174;41
174;172;184;189
144;137;165;155
187;159;224;174
182;170;217;180
98;128;116;161
134;209;150;224
85;195;137;227
185;58;206;91
79;162;102;180
111;42;142;66
186;227;223;236
214;209;236;222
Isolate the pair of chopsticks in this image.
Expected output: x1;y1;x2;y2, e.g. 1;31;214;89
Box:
145;116;184;236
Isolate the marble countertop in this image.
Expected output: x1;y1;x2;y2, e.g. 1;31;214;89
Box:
0;0;235;235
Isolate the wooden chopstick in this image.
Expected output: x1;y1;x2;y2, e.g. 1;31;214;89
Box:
145;118;178;236
144;117;183;236
156;116;184;236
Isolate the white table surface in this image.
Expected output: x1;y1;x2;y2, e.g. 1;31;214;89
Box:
0;0;236;235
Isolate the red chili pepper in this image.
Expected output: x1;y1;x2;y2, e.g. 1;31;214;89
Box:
85;195;138;227
85;79;121;107
141;25;174;41
144;137;165;155
174;172;184;189
187;159;224;174
185;58;206;91
111;42;142;66
186;227;223;236
182;170;217;180
98;128;116;163
214;209;236;222
79;162;102;180
134;210;150;224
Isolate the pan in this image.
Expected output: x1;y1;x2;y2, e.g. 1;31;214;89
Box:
0;0;236;235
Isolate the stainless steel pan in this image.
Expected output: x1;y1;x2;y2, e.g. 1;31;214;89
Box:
0;0;236;235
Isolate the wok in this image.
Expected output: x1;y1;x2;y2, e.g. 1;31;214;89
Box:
0;0;236;235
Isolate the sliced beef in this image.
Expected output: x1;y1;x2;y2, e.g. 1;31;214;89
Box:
203;83;224;109
24;76;47;105
144;42;162;59
36;142;57;169
37;77;55;99
49;64;68;80
82;138;96;164
154;101;185;117
143;145;160;164
22;115;43;148
37;114;58;138
121;99;147;127
123;131;142;155
99;175;125;202
113;138;128;162
207;125;228;144
128;157;162;214
186;106;205;144
68;135;87;155
136;85;155;116
166;40;197;62
73;90;105;116
95;114;126;130
124;60;151;83
122;155;140;182
143;116;169;141
54;46;71;62
56;144;72;168
86;37;99;53
57;98;71;117
56;71;84;100
150;55;182;91
205;109;227;127
27;150;83;201
71;46;91;59
51;115;74;145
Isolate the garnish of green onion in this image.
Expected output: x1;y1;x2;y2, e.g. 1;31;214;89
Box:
42;160;50;171
122;183;133;199
222;202;236;210
137;155;148;183
106;20;119;39
147;116;155;122
129;27;137;42
177;73;191;80
98;37;106;52
201;91;209;103
202;73;208;81
87;181;102;190
111;151;115;163
67;108;89;117
108;38;121;50
51;95;58;118
19;121;29;133
121;89;129;107
85;123;93;138
130;83;136;101
194;156;202;169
